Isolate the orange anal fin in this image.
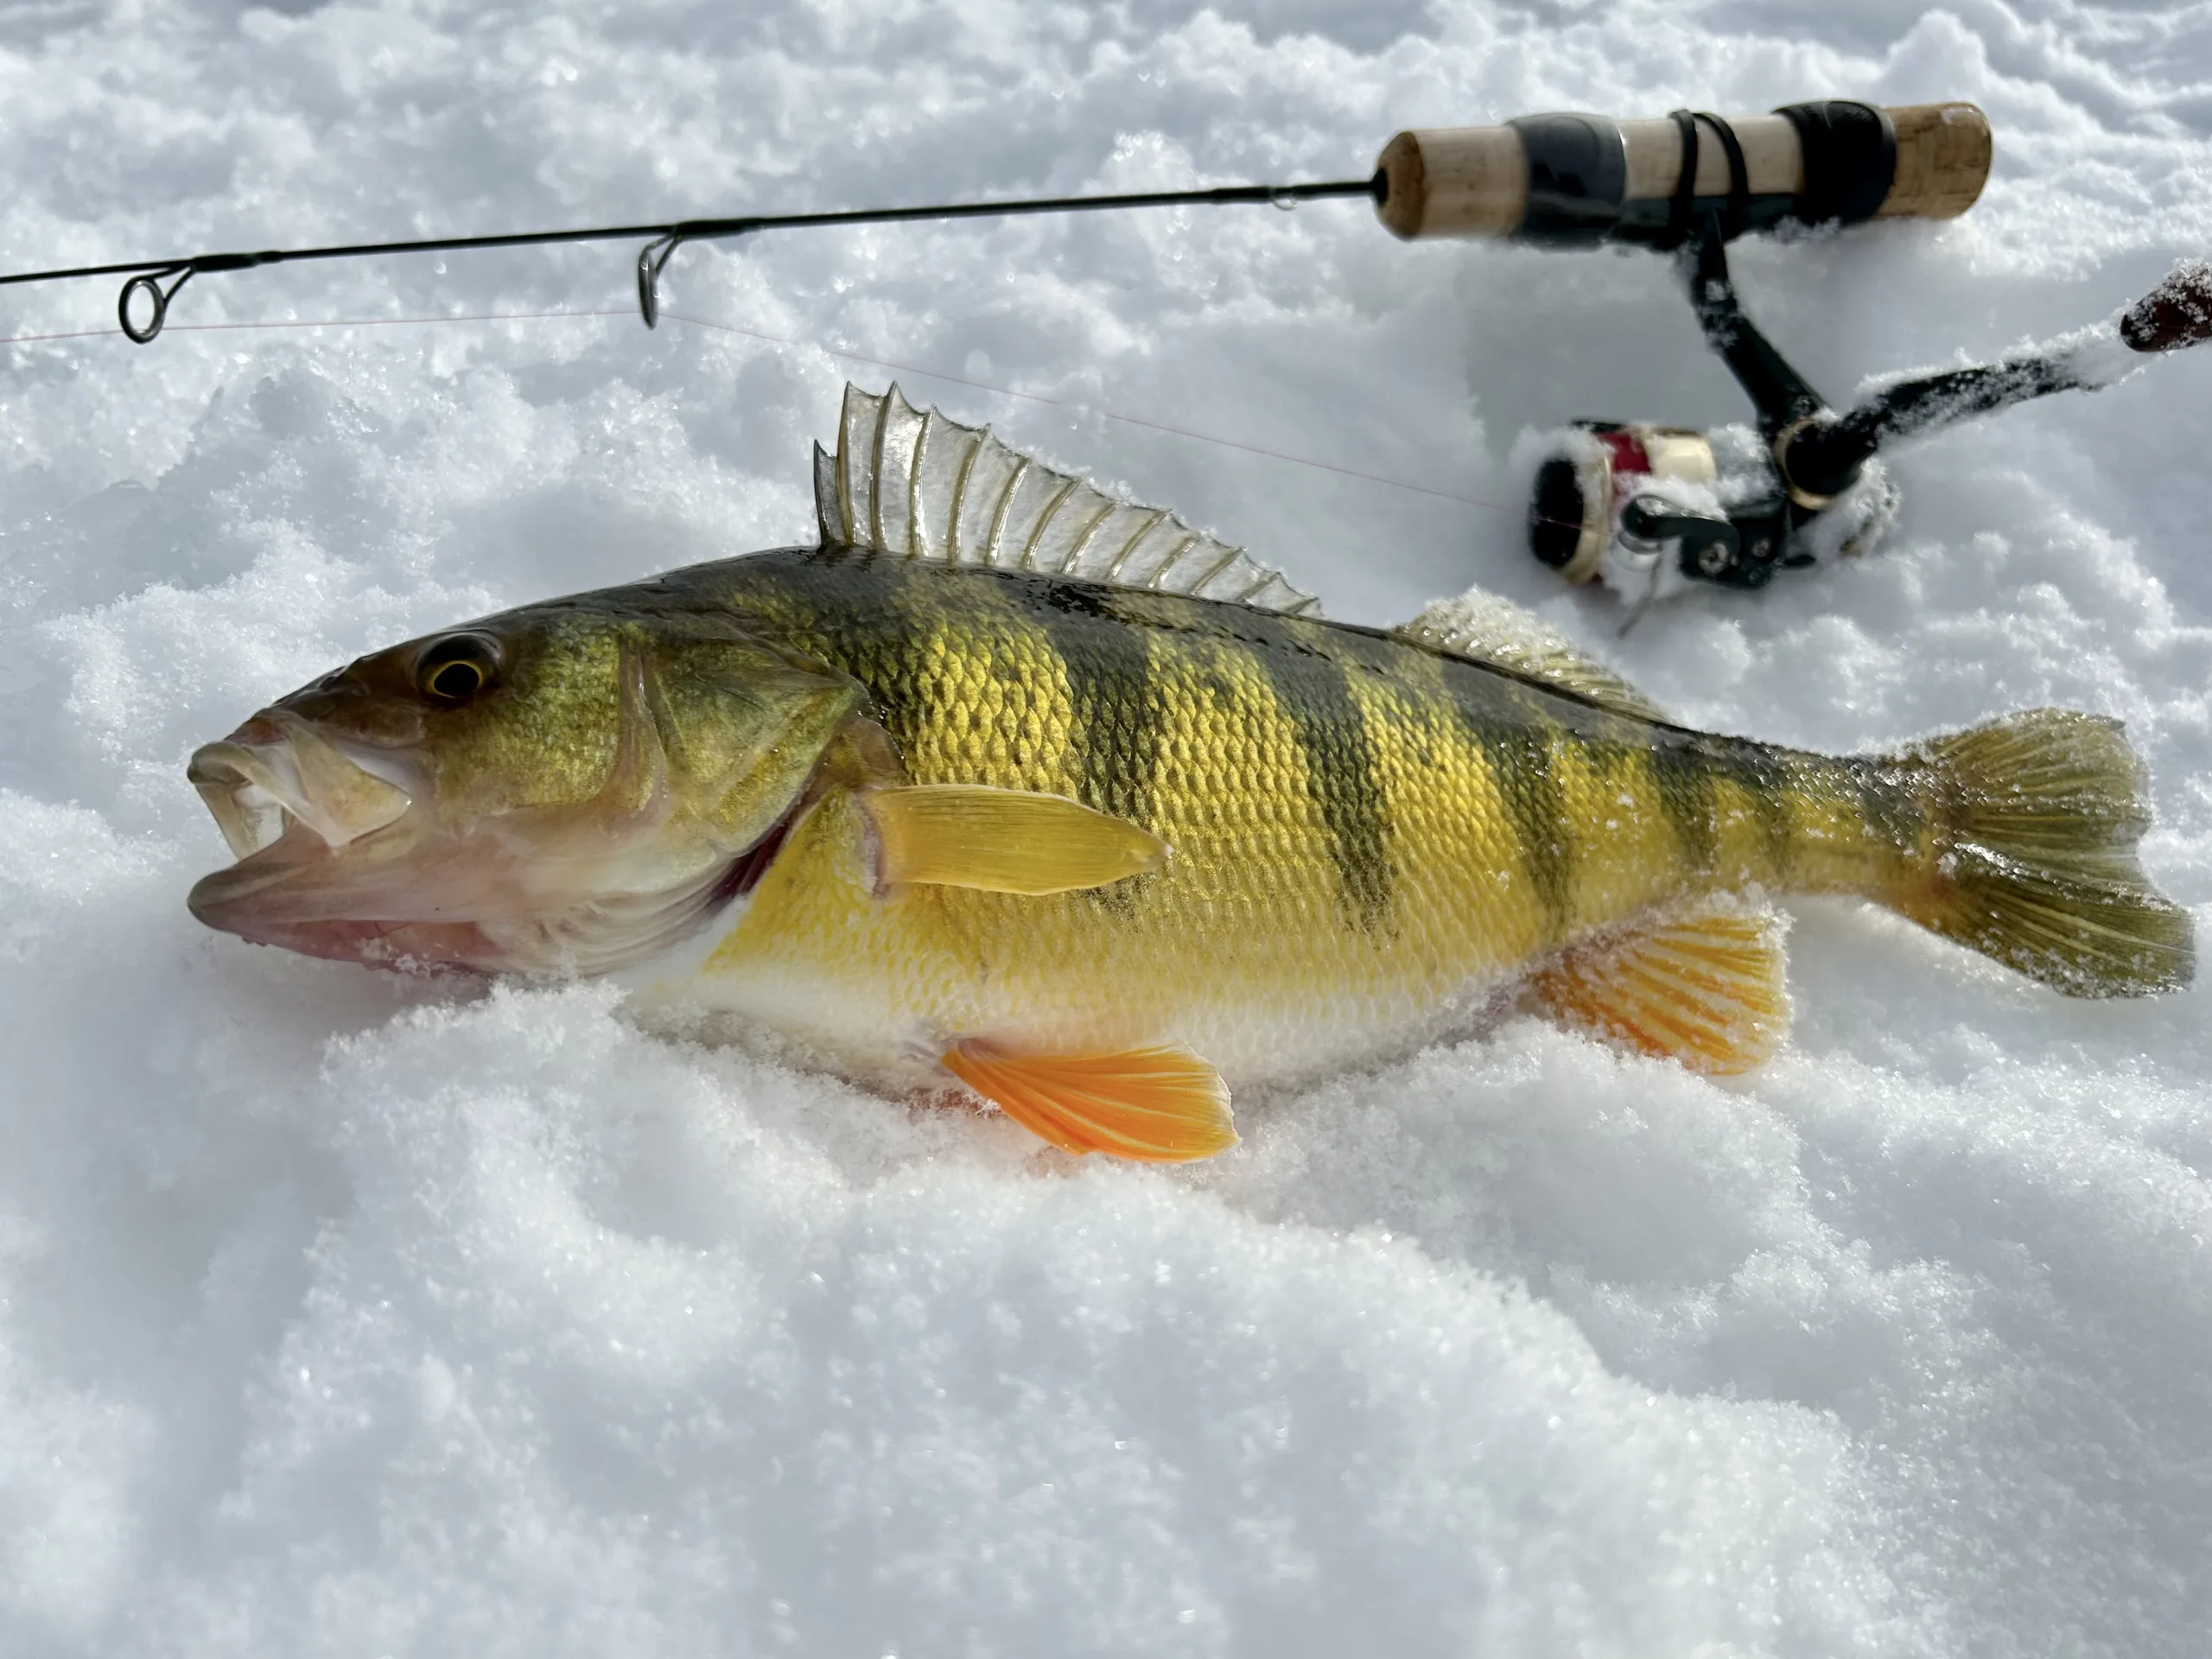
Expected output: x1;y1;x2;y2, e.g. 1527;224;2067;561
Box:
942;1040;1237;1163
1529;907;1791;1076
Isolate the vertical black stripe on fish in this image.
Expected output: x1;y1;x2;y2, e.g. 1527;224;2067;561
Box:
739;551;956;771
1409;652;1580;938
1027;577;1166;828
1027;576;1166;915
886;556;964;765
1090;594;1401;932
719;545;886;664
785;552;931;756
1246;632;1395;933
1476;715;1576;938
1648;741;1719;875
863;555;1014;772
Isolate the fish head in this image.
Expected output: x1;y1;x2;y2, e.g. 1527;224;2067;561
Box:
187;600;862;975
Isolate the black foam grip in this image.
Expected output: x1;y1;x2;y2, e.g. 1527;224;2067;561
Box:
1508;113;1628;243
1774;100;1897;226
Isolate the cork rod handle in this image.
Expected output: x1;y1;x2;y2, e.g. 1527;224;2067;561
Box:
1376;102;1992;241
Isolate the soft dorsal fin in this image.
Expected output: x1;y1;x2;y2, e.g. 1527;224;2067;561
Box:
814;384;1324;618
1394;588;1667;721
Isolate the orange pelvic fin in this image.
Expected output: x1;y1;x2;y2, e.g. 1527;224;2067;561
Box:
1529;906;1791;1076
942;1039;1237;1162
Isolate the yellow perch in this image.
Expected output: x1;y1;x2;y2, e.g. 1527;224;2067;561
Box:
186;386;2194;1160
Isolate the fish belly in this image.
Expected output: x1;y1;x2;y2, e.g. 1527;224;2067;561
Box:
642;790;1509;1090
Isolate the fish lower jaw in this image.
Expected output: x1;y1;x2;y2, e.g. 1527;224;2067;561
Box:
183;905;502;974
188;824;777;979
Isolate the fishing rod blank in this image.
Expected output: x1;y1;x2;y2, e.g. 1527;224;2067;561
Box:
0;180;1382;345
0;98;1990;344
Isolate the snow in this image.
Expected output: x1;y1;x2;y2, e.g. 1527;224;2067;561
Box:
3;1;2211;1653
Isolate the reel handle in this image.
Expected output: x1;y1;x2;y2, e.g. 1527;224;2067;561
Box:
1376;101;1990;245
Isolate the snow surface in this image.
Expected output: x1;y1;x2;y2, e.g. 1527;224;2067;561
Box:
4;2;2212;1654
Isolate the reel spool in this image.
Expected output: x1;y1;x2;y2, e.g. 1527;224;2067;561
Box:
1524;419;1872;599
1526;415;1898;613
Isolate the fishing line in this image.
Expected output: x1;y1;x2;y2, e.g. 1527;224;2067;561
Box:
0;305;632;349
653;308;1525;516
0;296;1560;527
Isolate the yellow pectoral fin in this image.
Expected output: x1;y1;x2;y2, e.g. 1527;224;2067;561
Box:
864;785;1166;895
1529;906;1792;1076
944;1040;1238;1162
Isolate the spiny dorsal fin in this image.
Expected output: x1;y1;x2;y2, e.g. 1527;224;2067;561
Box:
1394;588;1666;721
813;384;1323;618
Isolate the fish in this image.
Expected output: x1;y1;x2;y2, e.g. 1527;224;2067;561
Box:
186;384;2196;1161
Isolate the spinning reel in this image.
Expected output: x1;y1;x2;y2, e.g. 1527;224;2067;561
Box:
1518;207;1916;610
1523;216;2212;614
1390;101;2212;612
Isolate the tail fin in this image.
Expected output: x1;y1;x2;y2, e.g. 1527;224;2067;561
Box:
1884;709;2193;997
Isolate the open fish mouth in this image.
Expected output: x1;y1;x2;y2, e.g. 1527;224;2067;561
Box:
185;714;471;965
188;715;415;859
186;712;804;976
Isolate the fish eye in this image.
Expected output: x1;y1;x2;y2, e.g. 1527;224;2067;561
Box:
414;634;501;704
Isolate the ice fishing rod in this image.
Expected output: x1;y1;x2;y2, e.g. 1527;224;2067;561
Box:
23;90;2197;617
0;98;1988;345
